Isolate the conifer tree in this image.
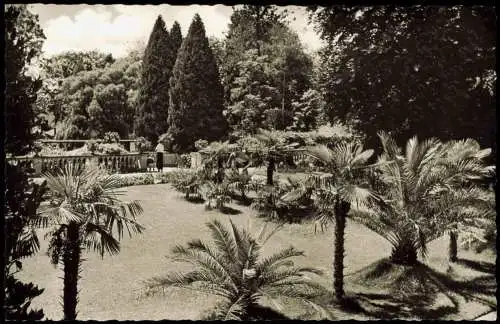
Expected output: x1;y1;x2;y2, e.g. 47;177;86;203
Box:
170;21;183;58
4;5;46;320
134;15;175;143
167;14;227;152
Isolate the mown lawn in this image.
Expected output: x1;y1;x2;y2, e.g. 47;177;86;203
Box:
16;183;496;320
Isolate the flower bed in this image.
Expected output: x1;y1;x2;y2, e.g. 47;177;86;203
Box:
115;172;174;188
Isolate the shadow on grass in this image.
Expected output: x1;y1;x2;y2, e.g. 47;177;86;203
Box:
220;206;242;215
234;197;253;206
185;196;205;204
346;258;497;319
202;304;290;321
456;258;496;275
246;304;291;320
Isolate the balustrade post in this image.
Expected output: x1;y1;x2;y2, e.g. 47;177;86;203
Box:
138;154;148;172
88;156;99;169
33;159;43;176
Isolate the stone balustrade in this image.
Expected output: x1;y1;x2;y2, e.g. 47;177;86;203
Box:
7;150;307;176
6;153;151;176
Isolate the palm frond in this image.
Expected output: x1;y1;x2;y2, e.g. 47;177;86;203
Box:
206;219;239;270
305;145;334;165
257;246;305;274
222;297;246;320
82;222;120;257
351;148;374;167
143;271;233;298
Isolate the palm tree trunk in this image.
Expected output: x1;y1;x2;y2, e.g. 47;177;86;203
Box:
62;222;81;320
266;157;275;186
449;230;458;262
333;200;349;301
390;238;418;265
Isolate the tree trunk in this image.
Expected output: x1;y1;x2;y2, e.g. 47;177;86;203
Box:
62;222;81;320
333;200;349;301
216;158;224;184
449;230;458;262
390;240;418;265
266;157;275;186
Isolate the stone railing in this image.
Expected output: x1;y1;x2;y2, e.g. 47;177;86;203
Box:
6;153;149;176
6;152;183;176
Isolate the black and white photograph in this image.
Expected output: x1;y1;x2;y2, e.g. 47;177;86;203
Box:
3;2;497;321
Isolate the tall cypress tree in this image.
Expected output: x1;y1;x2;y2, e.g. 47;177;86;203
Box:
167;14;227;153
134;15;175;143
170;21;183;58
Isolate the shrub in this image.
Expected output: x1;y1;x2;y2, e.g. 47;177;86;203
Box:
194;139;209;151
252;178;314;223
251;183;288;221
96;143;128;155
38;144;66;156
169;169;201;199
86;140;98;153
116;173;155;187
226;168;252;202
178;154;192;168
113;171;175;188
103;132;120;143
199;180;232;210
135;136;152;153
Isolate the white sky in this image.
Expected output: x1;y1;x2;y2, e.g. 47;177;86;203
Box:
28;4;324;58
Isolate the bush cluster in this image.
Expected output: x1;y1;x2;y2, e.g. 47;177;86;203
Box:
178;154;192;168
115;172;173;187
103;132;120;143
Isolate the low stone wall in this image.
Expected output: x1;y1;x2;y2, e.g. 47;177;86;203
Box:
6;153;150;176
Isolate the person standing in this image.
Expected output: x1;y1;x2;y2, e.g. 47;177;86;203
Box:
155;142;165;172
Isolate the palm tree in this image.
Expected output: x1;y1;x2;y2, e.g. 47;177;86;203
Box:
226;166;252;203
144;218;331;320
435;138;495;262
199;141;239;183
240;129;300;185
40;164;144;320
283;142;380;301
170;169;203;200
356;132;495;266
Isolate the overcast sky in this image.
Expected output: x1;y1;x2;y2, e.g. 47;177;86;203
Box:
27;4;324;58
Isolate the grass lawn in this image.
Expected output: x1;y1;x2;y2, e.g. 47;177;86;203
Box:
16;183;496;320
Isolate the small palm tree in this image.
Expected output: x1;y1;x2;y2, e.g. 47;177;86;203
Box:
40;164;144;320
170;169;203;200
199;141;238;183
360;132;495;266
436;138;495;262
199;180;232;210
226;166;252;203
241;129;300;185
284;142;380;301
144;219;330;320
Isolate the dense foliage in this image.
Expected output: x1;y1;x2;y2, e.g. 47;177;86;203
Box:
167;14;227;152
4;164;47;320
222;5;314;136
4;5;47;320
37;50;139;141
135;15;176;143
5;4;45;155
310;6;496;158
170;21;183;58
